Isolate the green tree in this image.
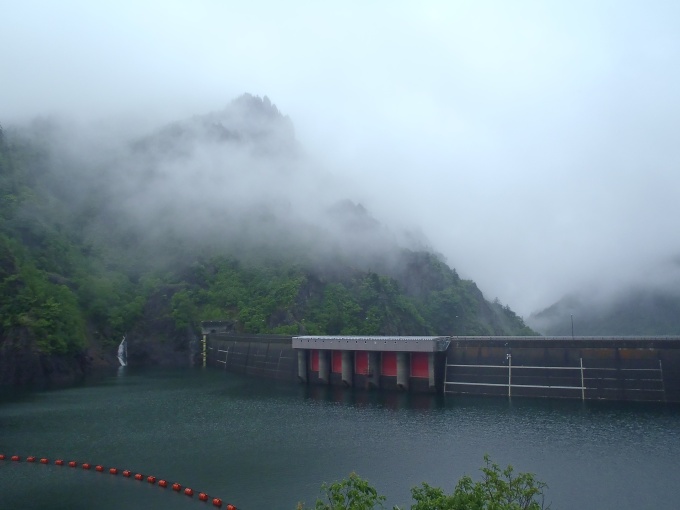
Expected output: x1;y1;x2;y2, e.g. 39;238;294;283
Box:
410;455;548;510
170;288;198;330
300;472;386;510
298;456;549;510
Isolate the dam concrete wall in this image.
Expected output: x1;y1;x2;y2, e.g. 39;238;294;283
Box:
445;336;680;402
206;334;297;382
203;329;680;402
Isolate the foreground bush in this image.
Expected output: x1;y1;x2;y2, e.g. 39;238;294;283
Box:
299;455;549;510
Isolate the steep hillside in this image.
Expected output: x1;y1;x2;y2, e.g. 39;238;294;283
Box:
0;97;534;386
528;285;680;336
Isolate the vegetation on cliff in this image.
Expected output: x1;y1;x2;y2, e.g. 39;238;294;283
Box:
0;98;534;383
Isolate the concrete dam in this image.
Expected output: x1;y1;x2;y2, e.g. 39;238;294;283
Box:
200;323;680;402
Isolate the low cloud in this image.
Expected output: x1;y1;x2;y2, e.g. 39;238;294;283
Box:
3;1;680;316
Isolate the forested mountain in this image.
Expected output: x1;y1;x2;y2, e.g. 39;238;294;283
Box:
528;284;680;336
0;95;534;386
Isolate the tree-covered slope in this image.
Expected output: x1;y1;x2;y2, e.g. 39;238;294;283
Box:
0;98;534;384
528;285;680;336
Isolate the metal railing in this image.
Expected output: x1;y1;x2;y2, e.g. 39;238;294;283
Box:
444;356;665;400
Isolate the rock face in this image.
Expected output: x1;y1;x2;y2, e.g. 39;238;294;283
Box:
0;328;97;387
0;333;195;388
124;336;197;367
0;277;198;388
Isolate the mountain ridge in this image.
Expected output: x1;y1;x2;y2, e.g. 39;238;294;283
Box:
0;94;535;386
528;284;680;336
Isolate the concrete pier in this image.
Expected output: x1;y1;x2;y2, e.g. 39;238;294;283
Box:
292;336;451;392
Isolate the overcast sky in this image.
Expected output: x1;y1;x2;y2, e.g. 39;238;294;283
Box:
2;0;679;316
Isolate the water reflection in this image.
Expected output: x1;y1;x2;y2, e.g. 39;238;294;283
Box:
304;384;462;412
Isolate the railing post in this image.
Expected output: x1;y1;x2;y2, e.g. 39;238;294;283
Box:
580;357;585;400
659;360;666;402
507;354;512;397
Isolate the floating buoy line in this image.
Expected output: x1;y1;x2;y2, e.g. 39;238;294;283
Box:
0;453;236;509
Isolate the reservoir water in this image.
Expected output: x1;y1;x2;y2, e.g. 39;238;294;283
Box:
1;367;679;509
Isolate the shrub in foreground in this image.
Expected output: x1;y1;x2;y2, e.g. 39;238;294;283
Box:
298;455;549;510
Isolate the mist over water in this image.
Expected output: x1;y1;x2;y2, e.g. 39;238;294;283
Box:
1;368;679;510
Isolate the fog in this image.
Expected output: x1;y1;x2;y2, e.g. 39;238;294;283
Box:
2;1;679;316
16;96;413;279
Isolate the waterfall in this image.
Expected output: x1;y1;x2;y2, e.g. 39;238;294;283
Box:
117;336;128;367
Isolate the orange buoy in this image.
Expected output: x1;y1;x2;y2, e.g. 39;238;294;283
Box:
55;459;65;466
0;454;5;460
68;461;77;468
134;473;143;481
212;498;222;507
184;487;194;497
172;483;182;492
158;480;168;488
109;468;118;475
39;458;48;464
147;476;156;484
199;493;209;501
82;463;91;470
11;456;20;462
123;470;132;477
27;456;36;463
95;465;104;472
226;504;236;510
